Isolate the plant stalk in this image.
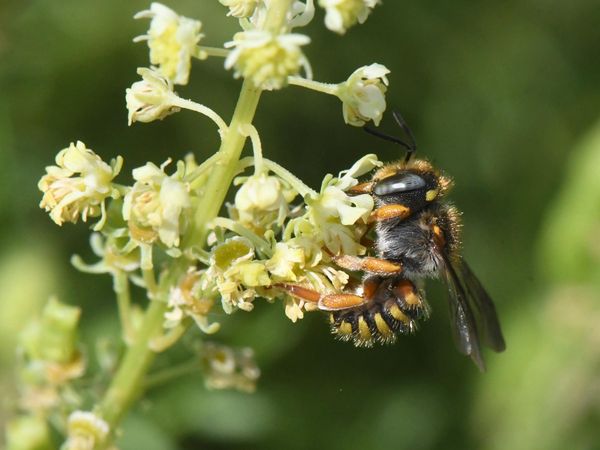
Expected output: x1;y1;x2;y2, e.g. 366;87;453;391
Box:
93;1;294;446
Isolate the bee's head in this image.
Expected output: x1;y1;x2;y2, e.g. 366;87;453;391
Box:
349;159;453;211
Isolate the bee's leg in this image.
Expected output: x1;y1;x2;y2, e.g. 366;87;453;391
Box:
275;283;367;310
346;181;374;195
369;204;411;223
275;284;322;303
333;255;403;275
276;277;381;311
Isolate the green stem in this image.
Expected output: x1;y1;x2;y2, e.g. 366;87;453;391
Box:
143;359;201;391
96;298;166;429
93;1;294;447
185;151;222;186
142;268;159;300
195;46;230;58
288;76;339;95
262;157;317;197
183;78;263;249
171;97;228;133
113;272;134;344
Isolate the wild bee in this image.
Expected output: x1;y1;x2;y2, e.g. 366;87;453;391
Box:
281;112;505;370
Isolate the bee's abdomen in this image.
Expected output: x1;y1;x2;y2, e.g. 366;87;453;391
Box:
329;291;429;347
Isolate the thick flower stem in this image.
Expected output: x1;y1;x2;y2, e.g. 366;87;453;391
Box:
96;298;166;430
183;79;263;249
93;2;293;447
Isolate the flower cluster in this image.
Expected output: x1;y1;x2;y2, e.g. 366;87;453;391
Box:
198;154;381;322
225;31;311;90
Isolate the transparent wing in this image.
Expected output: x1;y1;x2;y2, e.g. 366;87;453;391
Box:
455;260;506;352
441;258;486;371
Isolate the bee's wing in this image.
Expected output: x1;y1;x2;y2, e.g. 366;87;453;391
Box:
441;254;506;370
441;258;486;371
455;260;506;352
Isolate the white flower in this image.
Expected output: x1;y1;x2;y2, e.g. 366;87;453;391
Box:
134;3;203;85
38;141;122;230
126;67;180;125
243;1;315;30
220;0;260;18
63;411;109;450
337;63;389;126
292;154;381;255
71;233;140;276
234;173;297;228
225;31;311;90
122;160;191;248
201;342;260;393
319;0;380;34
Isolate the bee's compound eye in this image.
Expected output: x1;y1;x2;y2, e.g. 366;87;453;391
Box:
373;173;426;196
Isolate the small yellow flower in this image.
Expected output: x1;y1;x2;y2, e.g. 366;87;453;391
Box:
165;269;220;334
38;141;122;230
126;67;180;125
337;63;390;126
225;30;311;90
266;242;305;281
63;411;109;450
122;160;191;248
206;237;271;313
201;342;260;393
220;0;260;18
134;2;203;85
319;0;380;34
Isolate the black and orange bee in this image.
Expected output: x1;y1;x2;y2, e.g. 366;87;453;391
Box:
280;112;505;370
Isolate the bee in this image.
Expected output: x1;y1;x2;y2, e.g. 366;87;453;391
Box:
280;112;505;370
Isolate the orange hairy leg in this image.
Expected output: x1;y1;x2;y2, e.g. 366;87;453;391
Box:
368;204;411;223
333;255;402;274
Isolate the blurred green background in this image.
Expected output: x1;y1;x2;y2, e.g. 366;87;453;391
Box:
1;1;600;449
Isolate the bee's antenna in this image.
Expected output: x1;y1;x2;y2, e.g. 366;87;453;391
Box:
363;110;417;163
